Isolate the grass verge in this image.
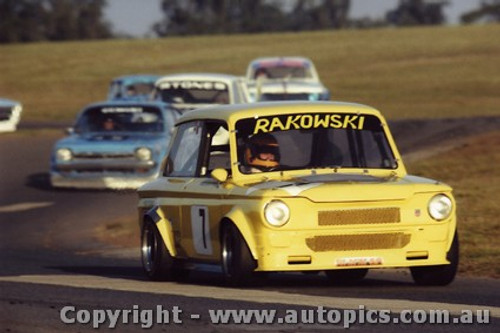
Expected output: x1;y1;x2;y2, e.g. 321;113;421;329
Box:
1;25;499;122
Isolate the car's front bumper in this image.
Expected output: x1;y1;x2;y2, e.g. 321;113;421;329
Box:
50;155;160;189
253;221;455;272
50;171;158;189
0;117;21;132
0;122;17;132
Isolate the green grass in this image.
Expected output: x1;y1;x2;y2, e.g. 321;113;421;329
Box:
1;25;499;121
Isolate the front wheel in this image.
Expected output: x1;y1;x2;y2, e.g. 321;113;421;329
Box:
410;232;459;286
221;223;257;286
141;220;176;281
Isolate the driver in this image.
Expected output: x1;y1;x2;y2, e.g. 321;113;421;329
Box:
243;133;280;173
103;118;115;131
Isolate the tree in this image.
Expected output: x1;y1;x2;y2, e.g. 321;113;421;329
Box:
288;0;350;30
0;0;112;43
0;0;46;42
461;0;500;24
387;0;449;26
153;0;351;36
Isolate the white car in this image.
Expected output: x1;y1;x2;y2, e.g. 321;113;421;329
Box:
152;73;250;113
0;98;22;132
245;57;330;102
255;80;330;102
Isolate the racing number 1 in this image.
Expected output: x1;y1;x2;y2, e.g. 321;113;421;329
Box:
190;206;213;255
198;208;207;249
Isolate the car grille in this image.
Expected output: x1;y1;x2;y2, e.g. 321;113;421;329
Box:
0;107;13;121
73;152;135;159
305;232;411;252
73;168;140;174
56;152;154;174
318;207;400;225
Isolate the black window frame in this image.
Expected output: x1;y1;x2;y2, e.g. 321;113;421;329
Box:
162;120;205;178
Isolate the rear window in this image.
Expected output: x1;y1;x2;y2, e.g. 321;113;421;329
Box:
156;81;229;104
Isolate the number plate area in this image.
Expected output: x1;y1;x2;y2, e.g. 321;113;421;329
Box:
336;256;384;267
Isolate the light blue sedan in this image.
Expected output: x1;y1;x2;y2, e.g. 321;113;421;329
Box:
50;101;180;189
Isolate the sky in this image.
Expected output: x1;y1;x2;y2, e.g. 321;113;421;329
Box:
104;0;483;38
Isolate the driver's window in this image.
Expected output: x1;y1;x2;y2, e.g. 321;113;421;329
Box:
164;121;203;177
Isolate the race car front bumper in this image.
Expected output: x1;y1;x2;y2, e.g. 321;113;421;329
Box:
253;222;455;272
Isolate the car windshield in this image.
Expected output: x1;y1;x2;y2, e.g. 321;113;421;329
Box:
75;105;165;133
122;82;155;97
156;80;230;104
253;63;312;80
109;80;156;100
259;93;319;101
235;112;397;174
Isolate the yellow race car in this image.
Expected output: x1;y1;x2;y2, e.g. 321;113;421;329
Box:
137;101;458;286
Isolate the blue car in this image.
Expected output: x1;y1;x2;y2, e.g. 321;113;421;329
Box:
50;101;180;189
108;75;160;101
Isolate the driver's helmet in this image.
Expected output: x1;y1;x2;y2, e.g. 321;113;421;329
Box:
125;85;137;95
244;133;280;171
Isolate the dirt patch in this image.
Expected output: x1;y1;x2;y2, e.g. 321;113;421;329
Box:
95;215;139;249
389;116;500;162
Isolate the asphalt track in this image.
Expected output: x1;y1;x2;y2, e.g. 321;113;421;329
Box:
1;118;499;332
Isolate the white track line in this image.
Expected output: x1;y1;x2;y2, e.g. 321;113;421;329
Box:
0;202;53;213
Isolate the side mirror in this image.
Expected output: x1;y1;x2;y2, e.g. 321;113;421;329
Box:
211;168;228;183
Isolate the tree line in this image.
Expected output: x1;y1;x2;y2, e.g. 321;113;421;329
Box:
1;0;499;43
0;0;111;43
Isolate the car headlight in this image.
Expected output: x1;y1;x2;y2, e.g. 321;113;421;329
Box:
308;93;320;101
428;194;453;221
135;147;152;161
55;148;72;161
264;200;290;227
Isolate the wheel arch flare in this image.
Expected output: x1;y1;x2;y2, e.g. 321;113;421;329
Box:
143;205;177;257
220;208;259;261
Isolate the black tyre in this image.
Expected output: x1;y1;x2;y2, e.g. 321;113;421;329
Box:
221;223;257;286
411;232;459;286
325;269;368;285
141;220;176;281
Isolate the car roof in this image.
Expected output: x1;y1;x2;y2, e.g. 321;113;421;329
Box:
82;100;171;110
112;74;161;82
0;98;21;106
155;73;242;84
177;101;381;125
249;56;313;66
